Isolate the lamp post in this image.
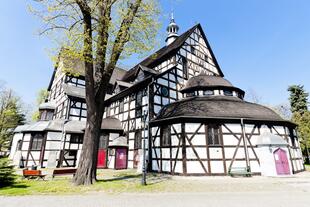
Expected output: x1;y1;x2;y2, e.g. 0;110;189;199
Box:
141;110;147;185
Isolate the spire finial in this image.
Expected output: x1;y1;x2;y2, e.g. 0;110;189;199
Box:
165;12;179;45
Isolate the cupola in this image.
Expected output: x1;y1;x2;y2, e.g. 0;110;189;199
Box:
180;74;245;99
165;13;179;45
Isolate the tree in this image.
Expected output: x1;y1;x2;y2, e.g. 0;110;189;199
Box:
288;85;310;163
31;0;160;185
245;88;263;104
32;89;49;121
288;85;309;114
0;87;26;154
270;103;292;120
0;157;16;187
292;111;310;163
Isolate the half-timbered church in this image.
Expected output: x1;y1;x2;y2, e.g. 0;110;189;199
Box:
9;16;305;176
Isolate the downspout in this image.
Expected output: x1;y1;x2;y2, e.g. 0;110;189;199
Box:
147;77;155;171
241;118;251;173
59;119;69;168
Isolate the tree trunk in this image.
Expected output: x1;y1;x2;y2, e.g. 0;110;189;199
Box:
73;111;101;185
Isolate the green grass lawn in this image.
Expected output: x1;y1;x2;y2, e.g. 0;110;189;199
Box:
0;169;173;196
305;164;310;171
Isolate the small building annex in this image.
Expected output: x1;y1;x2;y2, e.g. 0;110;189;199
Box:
9;16;304;176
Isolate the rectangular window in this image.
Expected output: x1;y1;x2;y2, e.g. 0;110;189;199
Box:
69;99;87;120
191;46;196;54
207;124;220;145
31;133;44;150
203;90;214;96
161;125;171;147
186;92;195;97
134;129;142;149
99;133;109;149
119;99;124;113
289;128;296;147
182;56;188;79
70;134;83;144
68;150;77;157
223;90;233;96
135;91;143;117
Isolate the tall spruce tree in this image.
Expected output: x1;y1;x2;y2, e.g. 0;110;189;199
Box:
288;85;308;114
288;84;310;163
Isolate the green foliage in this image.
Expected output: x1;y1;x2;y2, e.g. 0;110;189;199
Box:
292;111;310;151
32;89;49;121
0;157;16;187
288;85;309;114
0;88;25;153
288;85;310;161
30;0;161;73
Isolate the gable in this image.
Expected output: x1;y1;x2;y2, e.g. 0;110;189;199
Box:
178;26;223;77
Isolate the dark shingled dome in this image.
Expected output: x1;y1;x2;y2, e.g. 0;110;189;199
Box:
101;117;123;131
181;74;236;93
154;96;285;122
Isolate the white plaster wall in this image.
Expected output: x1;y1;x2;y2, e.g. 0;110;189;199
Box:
174;161;183;173
161;148;170;159
222;134;239;145
209;148;222;159
47;132;62;141
162;160;170;172
185;123;201;133
171;147;182;159
171;135;179;146
188;147;207;159
257;146;292;176
152;160;159;171
250;161;260;173
9;133;23;160
222;124;242;133
190;134;206;145
128;150;133;161
187;161;204;173
210;161;224;173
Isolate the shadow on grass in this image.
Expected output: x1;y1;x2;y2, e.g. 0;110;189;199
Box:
96;173;171;186
145;173;172;186
97;174;141;182
0;183;29;189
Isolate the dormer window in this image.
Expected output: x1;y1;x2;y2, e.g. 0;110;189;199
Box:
223;90;233;96
40;109;54;121
186;92;195;97
203;90;214;96
191;46;196;54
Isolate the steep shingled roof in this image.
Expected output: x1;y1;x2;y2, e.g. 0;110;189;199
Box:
154;96;286;122
121;24;224;82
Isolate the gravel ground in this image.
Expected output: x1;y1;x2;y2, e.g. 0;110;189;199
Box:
1;172;310;207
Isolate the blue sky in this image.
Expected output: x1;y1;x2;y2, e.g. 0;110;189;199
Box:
0;0;309;109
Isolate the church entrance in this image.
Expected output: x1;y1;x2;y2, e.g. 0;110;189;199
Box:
274;148;290;175
115;148;127;170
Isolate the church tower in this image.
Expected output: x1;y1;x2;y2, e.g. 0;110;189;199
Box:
165;13;179;45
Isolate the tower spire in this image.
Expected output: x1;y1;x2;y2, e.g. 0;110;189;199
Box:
165;12;179;45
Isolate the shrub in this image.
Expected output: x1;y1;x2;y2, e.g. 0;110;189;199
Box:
0;157;16;187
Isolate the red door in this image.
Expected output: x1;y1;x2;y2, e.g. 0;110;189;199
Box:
115;148;127;170
97;149;106;168
274;148;290;175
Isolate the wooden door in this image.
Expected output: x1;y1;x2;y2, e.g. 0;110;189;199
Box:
97;149;107;168
274;148;290;175
115;148;127;170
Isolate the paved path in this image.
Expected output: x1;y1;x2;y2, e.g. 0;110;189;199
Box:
1;191;310;207
1;172;310;207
